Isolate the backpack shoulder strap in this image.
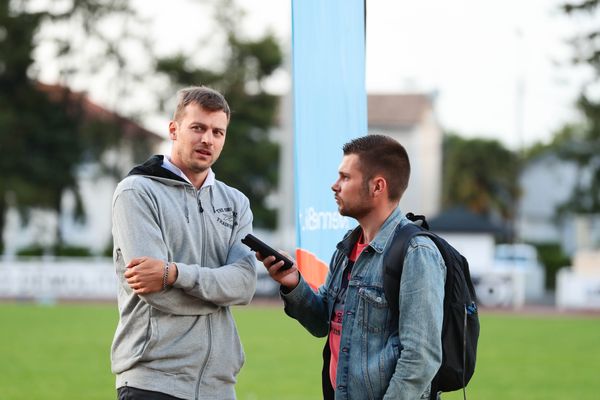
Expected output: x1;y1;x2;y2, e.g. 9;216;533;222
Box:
384;222;429;314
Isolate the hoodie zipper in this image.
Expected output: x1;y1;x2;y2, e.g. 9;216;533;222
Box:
194;186;212;399
195;316;213;399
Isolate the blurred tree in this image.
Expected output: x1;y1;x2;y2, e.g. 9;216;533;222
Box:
559;1;600;213
156;0;283;229
0;0;153;250
442;134;521;224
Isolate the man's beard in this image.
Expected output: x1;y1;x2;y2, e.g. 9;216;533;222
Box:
338;192;372;220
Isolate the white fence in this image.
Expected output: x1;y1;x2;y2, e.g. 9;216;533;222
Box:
0;258;117;301
0;258;278;301
0;258;529;306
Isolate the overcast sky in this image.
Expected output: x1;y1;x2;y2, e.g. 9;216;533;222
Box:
41;0;595;150
365;0;593;149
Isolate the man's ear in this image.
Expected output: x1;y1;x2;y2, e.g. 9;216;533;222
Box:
371;176;387;198
168;121;178;140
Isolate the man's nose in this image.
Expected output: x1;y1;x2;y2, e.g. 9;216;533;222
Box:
201;131;213;145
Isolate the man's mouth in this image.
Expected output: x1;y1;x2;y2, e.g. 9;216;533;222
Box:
195;149;212;156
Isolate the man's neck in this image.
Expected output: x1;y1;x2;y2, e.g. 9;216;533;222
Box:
186;170;208;189
163;156;210;189
358;202;398;243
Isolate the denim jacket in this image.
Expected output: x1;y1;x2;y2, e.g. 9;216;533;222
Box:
282;207;446;400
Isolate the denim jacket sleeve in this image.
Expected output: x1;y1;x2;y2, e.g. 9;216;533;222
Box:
279;247;348;339
383;238;446;400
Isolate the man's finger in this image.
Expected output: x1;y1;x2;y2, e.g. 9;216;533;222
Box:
268;259;285;274
126;257;146;268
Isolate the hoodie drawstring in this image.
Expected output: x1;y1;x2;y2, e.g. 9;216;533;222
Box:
209;187;216;213
183;187;190;223
197;190;204;213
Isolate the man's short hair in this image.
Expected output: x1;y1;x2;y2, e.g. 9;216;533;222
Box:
173;86;231;122
342;134;410;201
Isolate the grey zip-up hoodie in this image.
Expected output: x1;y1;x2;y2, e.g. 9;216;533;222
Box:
110;155;256;400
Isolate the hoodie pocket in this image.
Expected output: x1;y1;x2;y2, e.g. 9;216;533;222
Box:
138;308;159;359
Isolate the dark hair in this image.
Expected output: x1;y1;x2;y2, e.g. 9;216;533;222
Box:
342;134;410;201
173;86;231;122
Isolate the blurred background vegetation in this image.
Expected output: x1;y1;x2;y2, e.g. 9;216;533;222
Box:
0;0;283;248
1;0;600;288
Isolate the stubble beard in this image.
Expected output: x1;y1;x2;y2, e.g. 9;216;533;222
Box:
338;193;372;220
181;149;214;175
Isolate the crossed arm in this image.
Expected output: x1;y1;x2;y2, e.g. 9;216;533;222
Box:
124;256;177;294
112;187;256;315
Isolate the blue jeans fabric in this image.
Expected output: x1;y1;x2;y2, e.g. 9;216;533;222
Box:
282;207;446;400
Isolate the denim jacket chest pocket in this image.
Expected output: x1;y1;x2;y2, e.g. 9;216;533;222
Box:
355;285;389;334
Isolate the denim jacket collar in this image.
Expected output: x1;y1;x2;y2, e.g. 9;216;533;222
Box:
336;206;403;256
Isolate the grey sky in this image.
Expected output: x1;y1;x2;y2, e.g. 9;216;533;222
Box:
36;0;595;149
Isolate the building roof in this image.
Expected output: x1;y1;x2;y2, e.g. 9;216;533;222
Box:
429;206;505;234
36;82;163;142
368;94;433;128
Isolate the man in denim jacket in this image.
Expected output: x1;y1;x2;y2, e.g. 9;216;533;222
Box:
257;135;446;399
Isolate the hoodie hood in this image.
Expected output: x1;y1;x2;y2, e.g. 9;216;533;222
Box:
127;155;188;184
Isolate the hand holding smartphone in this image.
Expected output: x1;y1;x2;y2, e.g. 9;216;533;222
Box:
241;234;294;271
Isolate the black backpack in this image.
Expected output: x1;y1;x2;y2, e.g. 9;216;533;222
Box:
383;213;480;399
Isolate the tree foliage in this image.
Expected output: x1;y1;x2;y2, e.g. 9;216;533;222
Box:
0;0;152;249
442;134;521;222
155;0;283;229
558;0;600;212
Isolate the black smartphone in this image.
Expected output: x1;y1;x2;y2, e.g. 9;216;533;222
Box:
241;234;294;271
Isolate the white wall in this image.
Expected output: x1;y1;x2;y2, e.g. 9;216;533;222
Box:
439;232;496;272
518;154;575;244
0;258;117;301
3;167;118;256
60;169;118;253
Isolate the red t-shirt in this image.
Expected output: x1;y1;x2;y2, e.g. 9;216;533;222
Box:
329;237;369;389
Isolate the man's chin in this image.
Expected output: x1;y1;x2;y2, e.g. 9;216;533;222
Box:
189;162;212;173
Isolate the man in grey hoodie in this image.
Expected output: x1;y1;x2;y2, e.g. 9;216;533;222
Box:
111;86;257;400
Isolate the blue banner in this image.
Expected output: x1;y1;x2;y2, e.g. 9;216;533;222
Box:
291;0;367;289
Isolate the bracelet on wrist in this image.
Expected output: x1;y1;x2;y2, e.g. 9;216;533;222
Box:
162;262;170;290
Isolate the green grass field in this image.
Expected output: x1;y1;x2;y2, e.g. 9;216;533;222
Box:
0;302;599;399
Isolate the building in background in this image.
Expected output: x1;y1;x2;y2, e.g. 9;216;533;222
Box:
368;93;442;217
2;85;165;257
273;92;443;252
519;151;600;310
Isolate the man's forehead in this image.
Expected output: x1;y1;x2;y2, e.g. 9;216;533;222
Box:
181;104;228;123
339;154;361;172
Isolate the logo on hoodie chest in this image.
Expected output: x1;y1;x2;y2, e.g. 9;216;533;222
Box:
214;207;238;229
